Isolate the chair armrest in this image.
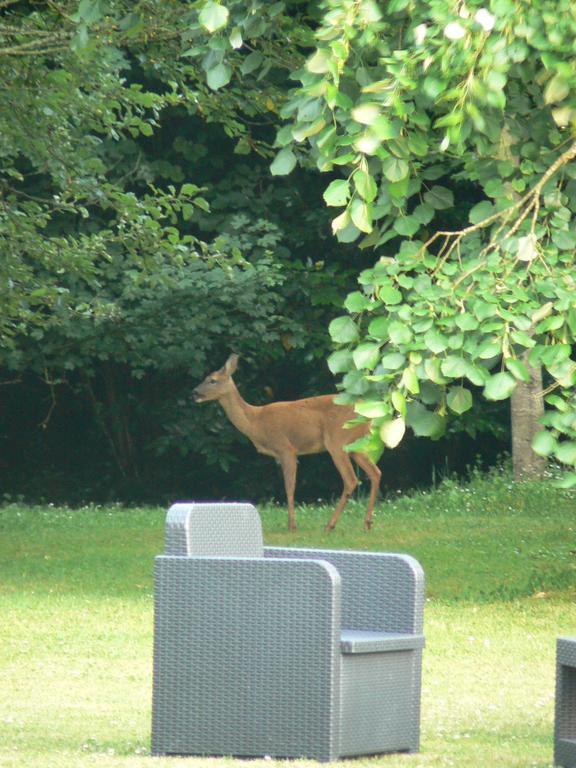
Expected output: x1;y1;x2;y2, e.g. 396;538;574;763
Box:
152;556;343;760
264;547;424;635
155;554;341;632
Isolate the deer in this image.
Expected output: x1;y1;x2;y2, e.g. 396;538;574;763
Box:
192;354;381;531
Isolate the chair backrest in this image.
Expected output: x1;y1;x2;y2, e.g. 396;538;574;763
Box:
165;502;264;557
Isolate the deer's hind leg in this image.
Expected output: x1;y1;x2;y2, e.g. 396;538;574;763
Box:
325;446;359;532
351;451;381;531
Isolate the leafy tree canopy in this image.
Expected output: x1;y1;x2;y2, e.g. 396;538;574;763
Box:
261;0;576;482
0;0;313;347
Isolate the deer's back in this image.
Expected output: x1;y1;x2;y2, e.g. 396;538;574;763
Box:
251;394;367;457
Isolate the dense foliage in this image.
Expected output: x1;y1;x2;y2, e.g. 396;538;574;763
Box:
265;0;576;483
4;0;575;502
0;0;371;501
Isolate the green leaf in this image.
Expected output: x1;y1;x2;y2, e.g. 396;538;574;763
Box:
377;285;403;305
353;343;381;370
229;26;243;48
401;367;420;394
352;102;381;125
354;170;378;202
455;314;479;331
382;157;409;182
552;229;576;250
505;358;531;382
406;403;445;438
345;291;371;313
344;433;384;464
483;372;517;401
544;74;570;104
380;417;406;448
423;186;454;210
447;386;473;415
270;148;297;176
532;430;557;457
240;51;263;75
71;0;104;23
331;210;350;234
425;358;449;385
554;472;576;489
393;215;420;237
469;201;494;225
464;362;490;386
329;316;359;344
441;356;468;378
368;317;389;339
306;48;331;74
327;349;353;374
388;321;412;345
371;116;401;140
350;198;373;233
355;400;390;418
478;341;501;359
511;330;536;348
424;329;449;354
556;442;576;465
199;1;229;32
380;352;406;370
413;203;434;225
206;63;232;90
391;389;406;416
323;179;350;207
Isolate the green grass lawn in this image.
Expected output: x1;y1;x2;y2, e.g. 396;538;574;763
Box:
1;469;575;767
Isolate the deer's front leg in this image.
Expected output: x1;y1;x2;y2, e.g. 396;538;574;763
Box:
278;451;298;531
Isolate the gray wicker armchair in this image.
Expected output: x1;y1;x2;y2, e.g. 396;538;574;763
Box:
555;637;576;767
151;503;425;762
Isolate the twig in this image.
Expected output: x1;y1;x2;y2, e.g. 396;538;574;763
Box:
424;140;576;281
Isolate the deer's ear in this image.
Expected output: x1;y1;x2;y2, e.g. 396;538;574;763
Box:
224;353;239;375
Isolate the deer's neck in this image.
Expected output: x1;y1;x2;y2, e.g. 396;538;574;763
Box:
218;382;259;439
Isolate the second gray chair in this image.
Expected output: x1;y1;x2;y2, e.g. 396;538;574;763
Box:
151;502;425;762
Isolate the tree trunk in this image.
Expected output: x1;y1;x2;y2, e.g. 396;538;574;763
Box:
510;358;546;481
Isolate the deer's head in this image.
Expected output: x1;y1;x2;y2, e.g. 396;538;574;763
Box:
193;354;239;403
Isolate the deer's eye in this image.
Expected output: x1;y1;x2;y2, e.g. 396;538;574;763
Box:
209;378;218;384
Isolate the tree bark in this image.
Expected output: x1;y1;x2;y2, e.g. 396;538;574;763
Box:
510;358;546;481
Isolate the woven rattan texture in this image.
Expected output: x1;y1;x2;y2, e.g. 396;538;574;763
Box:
165;502;262;556
555;637;576;767
340;650;421;755
340;629;425;654
265;547;424;634
152;556;341;761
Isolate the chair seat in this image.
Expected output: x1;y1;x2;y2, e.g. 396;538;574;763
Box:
340;630;425;654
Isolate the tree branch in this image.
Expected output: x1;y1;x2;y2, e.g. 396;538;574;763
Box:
424;140;576;278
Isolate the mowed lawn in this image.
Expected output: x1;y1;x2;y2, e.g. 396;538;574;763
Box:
1;470;575;768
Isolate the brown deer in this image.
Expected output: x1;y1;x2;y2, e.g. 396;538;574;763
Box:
193;354;381;531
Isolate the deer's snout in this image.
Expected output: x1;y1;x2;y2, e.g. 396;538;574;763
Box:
192;388;205;403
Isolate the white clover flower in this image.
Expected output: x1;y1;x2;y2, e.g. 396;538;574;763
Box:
444;21;466;40
414;23;428;45
475;8;496;32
